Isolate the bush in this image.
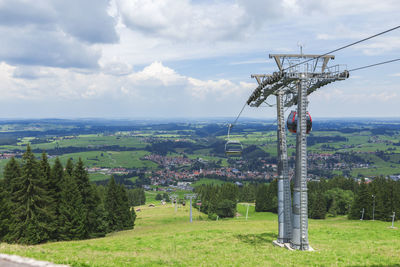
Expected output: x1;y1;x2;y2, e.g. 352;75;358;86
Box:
216;199;236;218
208;213;218;221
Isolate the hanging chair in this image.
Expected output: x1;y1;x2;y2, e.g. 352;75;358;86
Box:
225;124;243;156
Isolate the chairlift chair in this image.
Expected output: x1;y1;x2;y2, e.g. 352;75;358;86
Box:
225;124;243;156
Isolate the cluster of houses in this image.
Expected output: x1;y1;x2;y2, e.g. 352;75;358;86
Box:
143;154;191;167
86;167;130;175
0;152;20;159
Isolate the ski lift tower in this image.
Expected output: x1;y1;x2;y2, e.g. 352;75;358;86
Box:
249;73;293;246
247;53;349;250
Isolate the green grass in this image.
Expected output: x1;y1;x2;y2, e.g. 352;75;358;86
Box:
192;178;225;186
1;203;399;266
50;150;157;169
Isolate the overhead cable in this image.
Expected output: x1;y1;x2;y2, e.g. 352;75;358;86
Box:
283;25;400;72
349;58;400;72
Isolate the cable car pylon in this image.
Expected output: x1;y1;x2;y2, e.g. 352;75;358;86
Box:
248;53;349;251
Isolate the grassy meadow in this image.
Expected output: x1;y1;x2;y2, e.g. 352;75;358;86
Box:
1;203;399;266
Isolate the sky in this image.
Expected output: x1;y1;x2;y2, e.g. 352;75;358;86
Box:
0;0;399;119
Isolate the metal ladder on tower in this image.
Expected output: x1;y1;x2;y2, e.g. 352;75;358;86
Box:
299;84;309;249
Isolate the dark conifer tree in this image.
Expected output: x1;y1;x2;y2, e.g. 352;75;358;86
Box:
73;158;106;237
255;184;268;212
48;157;64;239
3;157;21;192
7;145;52;244
105;176;120;231
58;175;85;240
117;184;134;230
0;181;11;241
310;189;327;219
349;180;372;220
39;152;51;183
65;158;74;177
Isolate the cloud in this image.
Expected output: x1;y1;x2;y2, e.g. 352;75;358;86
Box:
53;0;118;44
0;0;118;68
116;0;251;42
0;61;253;103
129;62;185;86
0;26;101;68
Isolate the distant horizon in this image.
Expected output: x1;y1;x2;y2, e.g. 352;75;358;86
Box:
0;116;399;122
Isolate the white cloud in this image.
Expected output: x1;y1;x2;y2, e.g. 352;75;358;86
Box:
0;0;118;68
0;61;253;103
116;0;253;42
129;62;185;86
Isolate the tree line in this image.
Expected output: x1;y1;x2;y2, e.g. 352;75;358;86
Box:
194;176;399;222
0;145;135;245
255;176;400;221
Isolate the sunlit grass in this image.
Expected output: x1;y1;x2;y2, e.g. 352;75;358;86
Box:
1;203;399;266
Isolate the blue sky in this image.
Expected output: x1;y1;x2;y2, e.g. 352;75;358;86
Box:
0;0;399;119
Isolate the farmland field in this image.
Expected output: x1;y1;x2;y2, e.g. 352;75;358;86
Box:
0;203;399;266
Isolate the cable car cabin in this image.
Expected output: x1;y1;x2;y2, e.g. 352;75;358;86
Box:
287;111;312;134
225;140;243;156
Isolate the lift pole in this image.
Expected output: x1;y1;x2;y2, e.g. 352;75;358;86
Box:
291;78;309;250
185;194;197;223
251;74;292;244
247;53;349;251
276;90;292;244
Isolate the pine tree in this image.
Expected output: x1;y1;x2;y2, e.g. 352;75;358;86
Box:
117;184;134;230
255;184;268;212
310;189;326;219
58;175;85;240
349;180;372;220
7;145;52;244
39;152;51;183
1;158;20;241
0;181;11;241
73;158;106;237
105;176;120;231
48;157;64;239
65;158;74;177
3;157;21;192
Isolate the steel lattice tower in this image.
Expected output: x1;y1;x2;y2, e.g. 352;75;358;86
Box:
248;53;349;250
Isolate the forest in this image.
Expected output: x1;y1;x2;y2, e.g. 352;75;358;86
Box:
0;145;135;245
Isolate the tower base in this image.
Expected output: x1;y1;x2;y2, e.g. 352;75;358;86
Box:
272;240;314;251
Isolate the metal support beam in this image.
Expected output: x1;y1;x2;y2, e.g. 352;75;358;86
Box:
185;194;197;223
276;91;292;244
291;79;309;250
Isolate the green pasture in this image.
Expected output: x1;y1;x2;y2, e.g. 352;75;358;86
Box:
145;189;192;204
192;178;225;186
0;135;147;152
49;150;157;169
1;203;399;266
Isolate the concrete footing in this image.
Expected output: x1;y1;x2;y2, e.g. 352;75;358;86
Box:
272;240;315;251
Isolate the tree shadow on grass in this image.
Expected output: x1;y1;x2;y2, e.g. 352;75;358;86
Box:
235;232;277;245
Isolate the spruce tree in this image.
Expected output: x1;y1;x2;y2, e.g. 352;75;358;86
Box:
7;145;52;244
3;157;21;192
65;158;74;177
39;152;51;183
0;181;11;241
105;176;120;231
255;184;268;212
48;157;64;239
1;158;20;241
73;158;106;237
310;190;327;219
349;180;372;220
58;175;85;240
117;184;134;230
